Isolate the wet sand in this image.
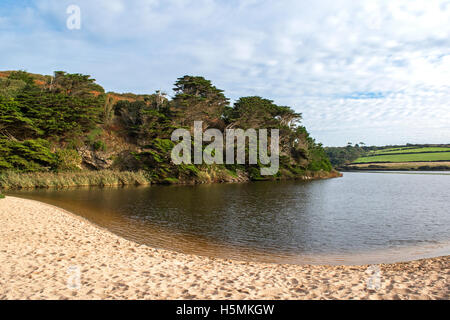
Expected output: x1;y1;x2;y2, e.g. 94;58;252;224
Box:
0;196;448;300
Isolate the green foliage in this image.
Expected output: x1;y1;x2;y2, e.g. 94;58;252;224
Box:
48;71;105;97
305;142;332;171
15;88;102;138
326;143;450;170
7;70;35;85
367;146;450;155
354;152;450;163
248;166;265;181
0;71;105;173
114;99;175;141
92;140;107;152
0;96;41;138
179;164;199;175
227;96;301;130
0;78;28;98
102;95;116;125
85;128;107;151
0;138;57;172
86;128;103;144
153;138;175;152
162;177;179;184
55;149;82;171
133;138;177;181
0;70;334;187
325;144;366;167
173;75;229;128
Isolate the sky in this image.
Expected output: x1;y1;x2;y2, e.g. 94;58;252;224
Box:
1;0;450;146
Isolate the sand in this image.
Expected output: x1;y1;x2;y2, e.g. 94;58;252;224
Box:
0;196;448;300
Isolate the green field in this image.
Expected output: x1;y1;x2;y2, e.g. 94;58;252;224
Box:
354;152;450;163
369;147;450;155
369;147;415;154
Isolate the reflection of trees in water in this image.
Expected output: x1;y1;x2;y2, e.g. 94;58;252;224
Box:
11;173;450;262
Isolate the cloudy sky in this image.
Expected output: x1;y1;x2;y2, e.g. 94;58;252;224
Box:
1;0;450;146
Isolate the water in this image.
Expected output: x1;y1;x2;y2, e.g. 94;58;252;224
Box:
8;172;450;265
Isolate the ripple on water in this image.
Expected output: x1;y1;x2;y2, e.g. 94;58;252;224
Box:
8;171;450;265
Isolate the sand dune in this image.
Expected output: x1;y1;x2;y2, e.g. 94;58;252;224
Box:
0;196;448;300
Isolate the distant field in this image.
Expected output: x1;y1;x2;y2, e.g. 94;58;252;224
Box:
369;147;415;154
354;152;450;163
369;147;450;155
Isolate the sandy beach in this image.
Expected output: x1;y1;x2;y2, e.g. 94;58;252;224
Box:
0;196;448;300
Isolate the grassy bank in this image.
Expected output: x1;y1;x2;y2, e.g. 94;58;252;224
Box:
0;170;151;190
0;169;342;190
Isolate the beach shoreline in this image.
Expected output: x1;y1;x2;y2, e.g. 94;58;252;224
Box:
0;196;448;300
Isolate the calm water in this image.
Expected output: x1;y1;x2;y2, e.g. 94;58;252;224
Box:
8;172;450;265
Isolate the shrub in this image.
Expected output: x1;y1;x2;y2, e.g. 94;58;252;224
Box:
7;70;35;85
0;78;27;98
0;170;151;189
92;140;107;152
55;149;82;171
0;138;57;172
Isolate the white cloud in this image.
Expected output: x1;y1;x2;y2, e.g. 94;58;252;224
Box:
1;0;450;145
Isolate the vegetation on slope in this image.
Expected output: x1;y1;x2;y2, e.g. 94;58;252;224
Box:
324;143;366;167
0;70;334;189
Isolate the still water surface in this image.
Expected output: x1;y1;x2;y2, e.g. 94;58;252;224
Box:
9;172;450;265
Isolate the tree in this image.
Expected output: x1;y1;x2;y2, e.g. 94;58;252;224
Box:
0;78;28;98
226;96;301;130
0;138;57;172
274;106;302;128
15;87;102;138
114;98;174;143
47;71;105;97
0;96;40;139
7;70;35;85
172;76;229;129
227;96;272;129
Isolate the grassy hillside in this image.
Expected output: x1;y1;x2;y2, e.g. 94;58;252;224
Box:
0;70;336;190
354;150;450;163
348;145;450;170
326;144;450;171
368;147;450;155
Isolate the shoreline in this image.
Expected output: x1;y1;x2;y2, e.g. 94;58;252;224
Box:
0;196;448;300
340;161;450;171
0;169;342;190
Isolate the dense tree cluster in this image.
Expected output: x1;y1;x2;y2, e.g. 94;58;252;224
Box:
0;71;333;181
325;144;367;167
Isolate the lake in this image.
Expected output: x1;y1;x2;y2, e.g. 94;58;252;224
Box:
8;171;450;265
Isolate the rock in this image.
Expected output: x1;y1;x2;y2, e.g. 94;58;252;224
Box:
78;146;114;170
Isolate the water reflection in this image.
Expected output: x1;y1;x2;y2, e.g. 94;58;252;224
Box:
8;172;450;265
